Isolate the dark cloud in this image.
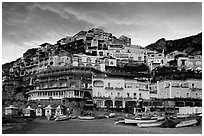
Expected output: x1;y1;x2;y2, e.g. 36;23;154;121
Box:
2;2;202;63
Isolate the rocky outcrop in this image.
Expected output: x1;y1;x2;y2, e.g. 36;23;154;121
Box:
146;33;202;55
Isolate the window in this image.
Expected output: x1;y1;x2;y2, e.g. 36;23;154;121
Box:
195;93;198;98
181;60;186;65
99;52;103;56
127;93;130;97
87;57;91;62
186;93;189;98
192;83;194;88
134;93;136;98
138;56;142;61
117;92;120;97
176;92;180;97
108;83;110;87
110;92;113;95
139;93;141;98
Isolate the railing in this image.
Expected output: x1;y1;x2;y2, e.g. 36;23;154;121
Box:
115;87;123;90
105;87;114;90
93;85;104;88
93;96;104;99
115;96;123;99
139;89;149;91
150;90;157;94
124;97;133;99
190;87;202;91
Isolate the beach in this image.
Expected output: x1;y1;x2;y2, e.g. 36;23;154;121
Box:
2;118;202;134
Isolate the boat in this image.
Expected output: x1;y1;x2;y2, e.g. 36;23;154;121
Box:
176;114;190;119
78;116;95;120
70;116;77;119
55;115;71;121
175;119;197;128
125;118;157;124
151;116;165;121
115;119;125;125
109;113;116;118
137;121;164;128
95;115;107;119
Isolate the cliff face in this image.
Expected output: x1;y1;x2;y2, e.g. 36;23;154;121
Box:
145;33;202;55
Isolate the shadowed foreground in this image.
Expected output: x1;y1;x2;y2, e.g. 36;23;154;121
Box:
3;118;202;134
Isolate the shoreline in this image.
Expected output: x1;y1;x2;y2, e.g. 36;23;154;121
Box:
2;117;202;134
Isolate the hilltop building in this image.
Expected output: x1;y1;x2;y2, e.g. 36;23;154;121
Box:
2;27;202;115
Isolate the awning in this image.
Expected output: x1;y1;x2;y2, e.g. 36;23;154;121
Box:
5;105;19;109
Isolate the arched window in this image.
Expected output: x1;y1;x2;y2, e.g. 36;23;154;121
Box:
78;57;82;63
195;93;198;98
95;64;101;70
87;57;91;63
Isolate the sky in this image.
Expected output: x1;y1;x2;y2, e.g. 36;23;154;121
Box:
2;2;202;64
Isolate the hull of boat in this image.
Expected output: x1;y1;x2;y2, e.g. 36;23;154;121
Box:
137;121;164;128
125;118;157;124
115;120;125;125
151;116;165;121
176;119;197;128
176;114;190;119
55;115;71;121
79;116;95;120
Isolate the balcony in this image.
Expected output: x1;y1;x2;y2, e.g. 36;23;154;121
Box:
93;96;104;99
124;97;133;100
139;89;149;91
150;90;157;94
58;76;68;80
115;96;123;100
115;87;123;90
103;96;111;99
105;87;114;90
93;85;104;88
190;87;202;91
82;86;92;90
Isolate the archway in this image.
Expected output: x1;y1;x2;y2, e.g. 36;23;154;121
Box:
105;100;113;108
125;101;136;114
115;101;123;108
84;91;92;100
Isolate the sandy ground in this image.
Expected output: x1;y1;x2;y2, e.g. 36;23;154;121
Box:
2;118;202;134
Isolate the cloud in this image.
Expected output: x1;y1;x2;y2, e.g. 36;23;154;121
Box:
2;2;202;63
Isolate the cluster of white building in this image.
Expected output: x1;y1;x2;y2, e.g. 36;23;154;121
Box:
3;28;202;114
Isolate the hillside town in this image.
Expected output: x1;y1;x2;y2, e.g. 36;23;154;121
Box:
2;28;202;123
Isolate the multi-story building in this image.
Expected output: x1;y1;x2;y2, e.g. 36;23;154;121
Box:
92;77;150;109
177;55;202;71
166;50;187;63
149;79;202;99
146;52;166;71
73;30;87;41
3;27;202;115
72;54;117;71
57;36;76;45
26;67;94;106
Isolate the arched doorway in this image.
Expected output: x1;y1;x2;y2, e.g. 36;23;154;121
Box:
115;101;123;108
105;100;113;108
125;101;136;114
84;91;92;100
